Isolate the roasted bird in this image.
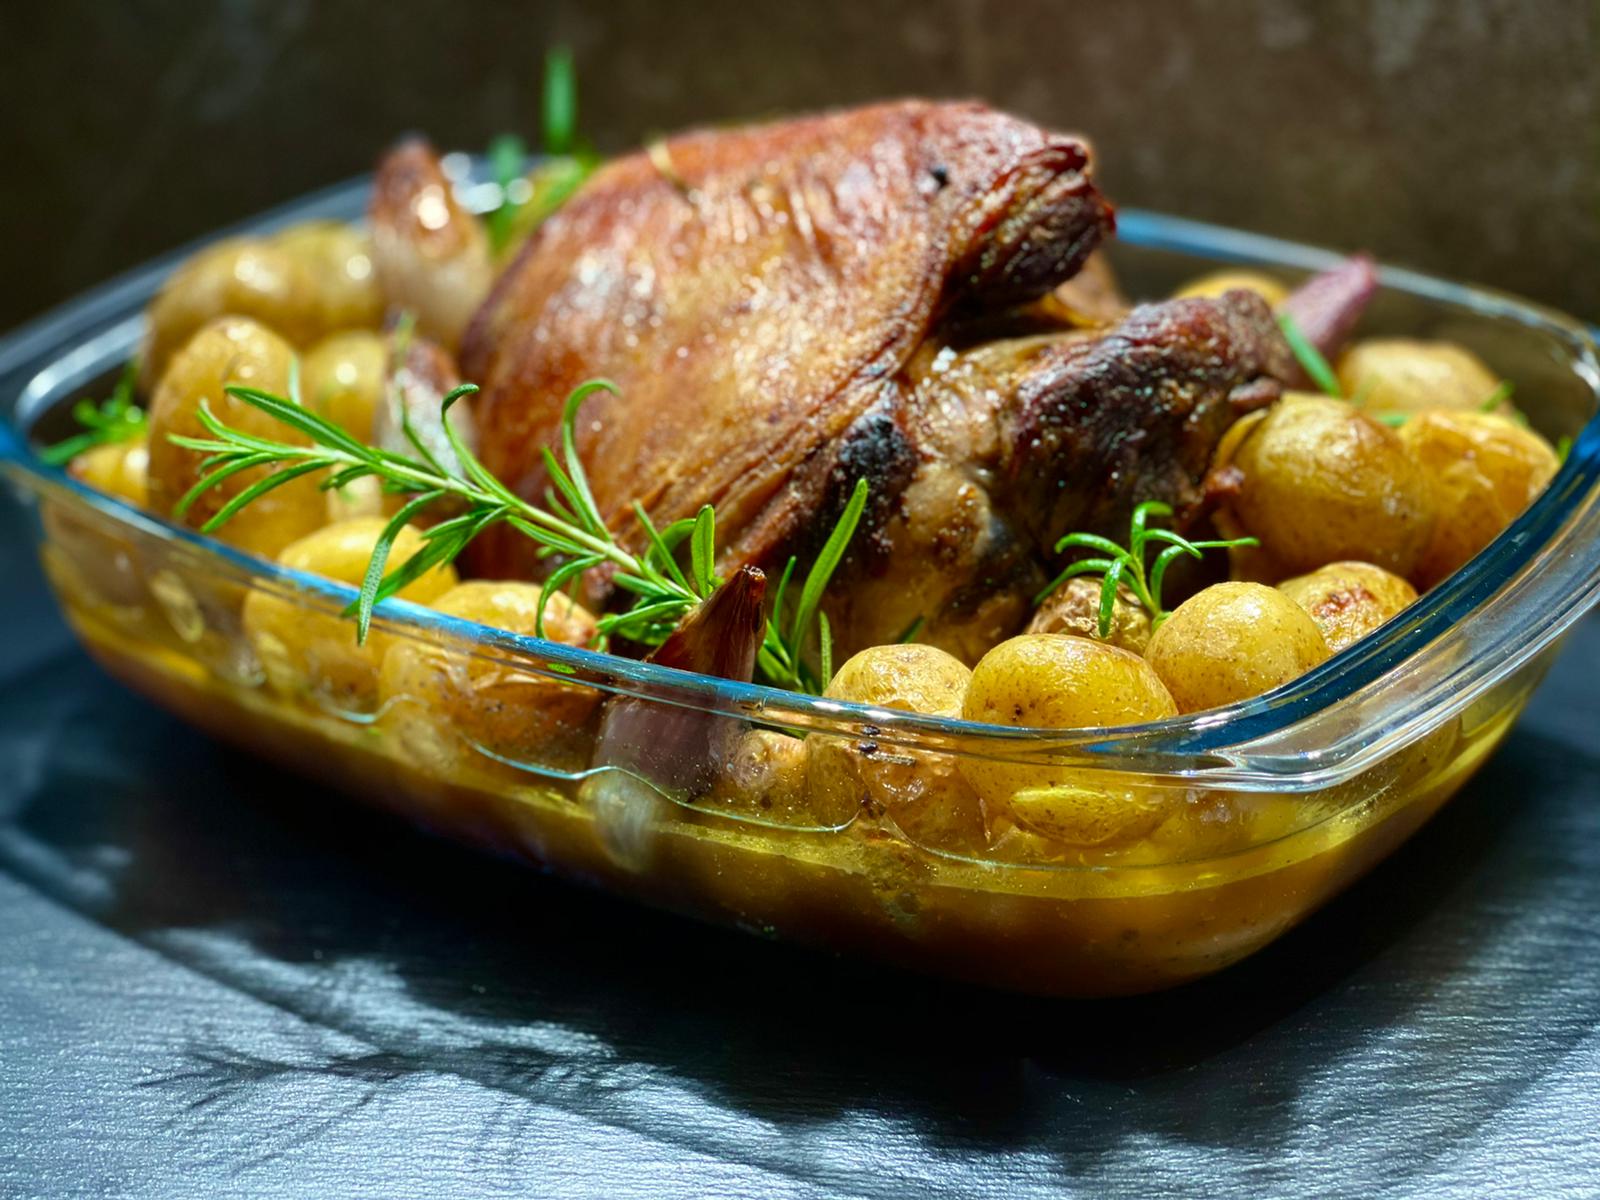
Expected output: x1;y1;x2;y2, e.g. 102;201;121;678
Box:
377;100;1298;662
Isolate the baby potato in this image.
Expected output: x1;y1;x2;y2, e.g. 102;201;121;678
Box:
301;330;390;521
1145;582;1330;713
378;580;600;770
1399;410;1561;588
959;634;1178;845
706;729;814;825
1222;392;1437;578
271;221;384;333
1277;561;1418;651
1172;269;1289;307
1335;338;1505;418
301;330;387;437
140;239;321;389
245;516;458;709
1026;576;1152;654
805;644;989;852
146;317;327;557
68;434;149;508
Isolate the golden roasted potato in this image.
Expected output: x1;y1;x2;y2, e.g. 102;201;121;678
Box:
1172;269;1290;307
271;220;384;333
301;331;387;436
1026;576;1152;654
44;442;152;613
68;435;149;508
245;516;458;709
958;634;1178;844
378;580;601;770
1335;338;1505;418
1220;393;1437;578
1277;561;1417;651
806;644;988;852
146;317;327;557
1145;582;1330;713
301;330;394;522
1399;410;1560;588
140;239;321;389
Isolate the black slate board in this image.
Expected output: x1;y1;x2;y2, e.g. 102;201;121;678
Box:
2;489;1598;1199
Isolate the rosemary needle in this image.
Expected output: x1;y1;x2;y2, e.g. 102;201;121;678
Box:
1037;501;1257;638
170;377;866;693
39;360;145;467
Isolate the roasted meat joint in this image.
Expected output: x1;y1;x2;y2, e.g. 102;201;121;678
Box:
32;83;1576;993
461;101;1300;659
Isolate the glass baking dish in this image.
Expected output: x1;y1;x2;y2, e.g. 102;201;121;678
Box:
4;177;1598;997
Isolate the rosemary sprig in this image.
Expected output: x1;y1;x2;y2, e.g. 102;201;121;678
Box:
756;478;870;694
1276;311;1343;398
483;47;598;257
169;379;865;693
542;45;577;155
40;360;145;466
1035;500;1257;638
1480;380;1515;412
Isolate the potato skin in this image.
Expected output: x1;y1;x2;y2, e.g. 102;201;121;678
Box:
141;224;382;390
244;517;458;708
147;317;327;557
1223;393;1437;578
140;240;321;390
1172;269;1289;307
1145;582;1330;713
806;644;988;852
301;331;387;438
1399;410;1560;588
1026;576;1152;654
68;435;149;508
958;634;1177;844
271;220;385;333
1335;338;1504;418
962;633;1176;735
1277;561;1418;652
707;730;814;825
378;580;600;768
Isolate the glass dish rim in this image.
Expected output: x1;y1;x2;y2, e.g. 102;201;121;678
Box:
3;175;1598;789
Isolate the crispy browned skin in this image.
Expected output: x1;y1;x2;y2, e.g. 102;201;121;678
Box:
448;101;1295;663
1000;291;1295;553
827;292;1294;658
463;100;1114;581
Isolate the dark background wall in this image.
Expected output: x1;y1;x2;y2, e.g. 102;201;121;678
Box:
4;0;1596;332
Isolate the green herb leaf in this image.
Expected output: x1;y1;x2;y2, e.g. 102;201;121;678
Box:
789;478;869;678
485;133;528;255
1276;311;1343;398
543;46;577;155
817;611;834;689
1481;380;1515;411
632;503;695;595
198;459;327;533
689;505;717;596
1037;500;1256;632
537;553;603;637
353;491;444;643
39;360;146;468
